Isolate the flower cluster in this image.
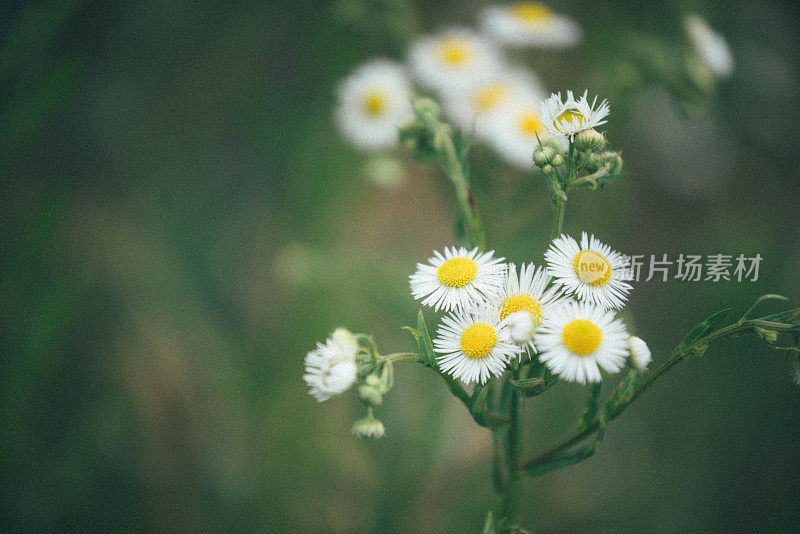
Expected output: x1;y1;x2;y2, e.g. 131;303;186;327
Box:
334;3;585;169
408;234;649;386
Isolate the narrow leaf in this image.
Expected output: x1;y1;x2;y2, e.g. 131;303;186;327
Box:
523;420;606;477
681;308;734;348
603;369;641;418
579;383;602;432
415;309;437;368
509;377;544;391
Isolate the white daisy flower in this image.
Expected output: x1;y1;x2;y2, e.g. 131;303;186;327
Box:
483;98;567;169
538;90;610;137
685;15;734;79
407;28;503;92
335;59;413;152
492;263;567;356
433;307;522;384
480;2;582;49
409;246;506;312
628;336;652;370
440;66;545;135
303;331;358;401
536;301;629;384
545;232;632;310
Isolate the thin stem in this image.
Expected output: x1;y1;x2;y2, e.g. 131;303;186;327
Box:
436;128;484;250
501;368;523;523
383;352;419;362
550;196;566;240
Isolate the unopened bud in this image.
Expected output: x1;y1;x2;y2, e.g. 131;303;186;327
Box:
413;97;440;121
550;153;564;167
358;374;387;406
532;146;555;166
599;151;623;174
574;129;606;152
331;328;358;351
541;164;554;174
351;415;385;439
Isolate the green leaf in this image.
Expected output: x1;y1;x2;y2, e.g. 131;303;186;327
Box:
759;308;800;325
603;369;641;418
596;172;625;186
579;383;602;432
509;377;544;392
523;419;606;477
790;350;800;386
409;309;437;368
681;308;734;348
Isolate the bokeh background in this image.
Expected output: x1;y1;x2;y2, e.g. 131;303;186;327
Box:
2;0;800;532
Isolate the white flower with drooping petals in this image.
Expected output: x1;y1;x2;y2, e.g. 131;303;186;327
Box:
483;98;567;169
480;2;582;48
491;263;567;356
536;301;629;384
409;247;506;313
440;66;545;135
303;330;358;401
545;232;632;310
433;306;522;384
407;28;503;92
685;15;734;79
335;59;413;152
628;336;652;370
538;90;609;137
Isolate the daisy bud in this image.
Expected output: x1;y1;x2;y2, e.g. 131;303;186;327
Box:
628;336;652;370
541;164;554;174
358;374;387;406
550;153;565;167
574;129;606;152
584;153;602;173
413;97;441;122
599;151;623;174
533;146;555;166
352;415;385;439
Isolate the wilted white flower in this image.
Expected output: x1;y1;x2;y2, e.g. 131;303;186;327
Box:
537;301;629;384
628;336;652;370
433;307;522;384
409;246;506;312
407;28;503;92
545;232;632;310
335;59;413;152
492;263;567;356
685;15;733;79
480;2;582;48
538;90;610;137
303;331;358;401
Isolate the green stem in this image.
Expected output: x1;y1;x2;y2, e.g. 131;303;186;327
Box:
550;196;566;240
501;369;523;524
383;352;419;362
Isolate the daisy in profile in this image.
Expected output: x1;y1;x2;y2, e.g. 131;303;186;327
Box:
483;98;566;169
492;263;566;356
440;66;544;135
409;247;506;312
628;336;652;370
407;28;502;92
303;329;359;401
335;59;413;152
685;14;734;78
538;90;609;138
433;307;521;384
536;301;629;384
480;2;582;48
545;232;632;310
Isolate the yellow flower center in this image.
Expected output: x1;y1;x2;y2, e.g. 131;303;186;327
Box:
499;293;543;324
562;319;602;355
511;2;555;25
553;108;586;132
438;37;473;67
572;251;612;286
363;90;388;117
474;83;509;112
460;322;497;358
437;257;478;287
518;111;543;137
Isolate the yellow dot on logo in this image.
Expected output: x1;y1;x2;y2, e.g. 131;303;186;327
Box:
572;251;612;286
561;319;602;355
460;322;497;358
437;257;478;287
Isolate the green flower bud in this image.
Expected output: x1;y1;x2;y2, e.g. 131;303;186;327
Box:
541;164;554;174
550;153;565;167
413;97;441;122
599;151;623;174
352;415;385;439
584;154;602;173
532;146;555;166
358;374;387;406
574;129;606;152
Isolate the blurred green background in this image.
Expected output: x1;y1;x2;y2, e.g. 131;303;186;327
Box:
2;0;800;532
